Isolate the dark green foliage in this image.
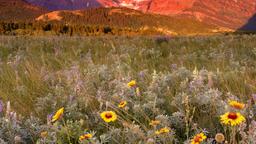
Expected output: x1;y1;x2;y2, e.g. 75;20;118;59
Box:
0;7;218;36
0;21;153;36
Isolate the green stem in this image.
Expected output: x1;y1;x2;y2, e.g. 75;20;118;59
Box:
62;119;72;144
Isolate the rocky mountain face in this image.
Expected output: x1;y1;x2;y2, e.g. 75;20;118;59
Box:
26;0;196;14
99;0;196;15
181;0;256;29
17;0;256;29
102;0;256;29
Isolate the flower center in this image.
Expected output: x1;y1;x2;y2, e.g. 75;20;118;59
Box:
84;135;90;139
233;104;243;109
228;112;238;120
105;113;113;119
194;135;202;142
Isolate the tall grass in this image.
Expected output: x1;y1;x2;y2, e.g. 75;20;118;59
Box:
0;35;255;143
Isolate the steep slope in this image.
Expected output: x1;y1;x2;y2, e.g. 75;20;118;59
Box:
0;0;47;21
109;0;256;29
181;0;256;29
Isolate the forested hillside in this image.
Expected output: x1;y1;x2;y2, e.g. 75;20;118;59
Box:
0;8;220;36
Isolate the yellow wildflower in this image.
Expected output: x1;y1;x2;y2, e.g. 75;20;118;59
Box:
118;101;127;108
100;111;117;123
79;133;92;141
155;127;170;135
220;112;246;126
51;107;64;123
229;100;245;110
191;133;207;144
127;80;136;87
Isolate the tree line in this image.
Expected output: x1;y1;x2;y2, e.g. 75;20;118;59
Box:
0;21;155;36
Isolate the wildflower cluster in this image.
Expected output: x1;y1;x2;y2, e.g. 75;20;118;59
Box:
0;36;256;143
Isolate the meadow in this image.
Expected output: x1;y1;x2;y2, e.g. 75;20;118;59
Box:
0;35;255;143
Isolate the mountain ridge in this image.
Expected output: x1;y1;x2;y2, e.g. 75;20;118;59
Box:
1;0;255;34
26;0;256;29
25;0;102;10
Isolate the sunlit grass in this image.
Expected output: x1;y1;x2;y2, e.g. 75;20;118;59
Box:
0;35;255;143
1;35;255;114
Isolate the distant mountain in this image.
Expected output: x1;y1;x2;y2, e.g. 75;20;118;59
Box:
24;0;198;15
0;0;47;21
2;0;255;34
26;0;256;30
99;0;196;15
25;0;102;11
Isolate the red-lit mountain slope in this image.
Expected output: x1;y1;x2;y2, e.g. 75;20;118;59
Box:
27;0;256;29
102;0;256;29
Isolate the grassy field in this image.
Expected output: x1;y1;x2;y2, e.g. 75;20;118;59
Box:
0;35;255;143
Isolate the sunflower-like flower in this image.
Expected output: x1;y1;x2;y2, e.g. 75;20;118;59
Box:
155;127;170;135
229;100;245;110
191;133;207;144
79;133;92;141
220;112;246;126
51;107;64;123
127;80;136;87
149;120;161;126
100;111;117;123
118;101;127;108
